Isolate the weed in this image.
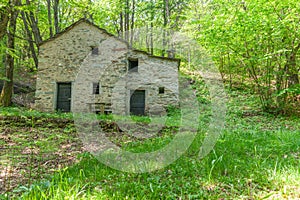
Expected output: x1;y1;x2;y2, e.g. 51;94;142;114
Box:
1;80;299;199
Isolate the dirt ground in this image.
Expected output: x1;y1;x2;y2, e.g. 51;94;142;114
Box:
0;116;84;195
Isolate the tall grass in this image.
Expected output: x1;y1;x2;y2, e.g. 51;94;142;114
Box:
1;83;299;199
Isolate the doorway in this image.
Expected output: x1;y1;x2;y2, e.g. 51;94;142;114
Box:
56;83;71;112
130;90;145;115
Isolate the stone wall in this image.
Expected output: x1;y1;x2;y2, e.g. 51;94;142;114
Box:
35;20;179;115
35;21;109;112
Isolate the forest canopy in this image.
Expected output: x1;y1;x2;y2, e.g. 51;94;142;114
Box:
0;0;299;113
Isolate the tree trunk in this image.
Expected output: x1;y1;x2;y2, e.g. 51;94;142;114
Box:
0;1;19;106
47;0;53;37
146;24;150;53
21;11;38;69
150;0;154;55
53;0;60;34
25;0;42;46
0;6;9;39
150;21;153;55
286;43;300;86
165;0;170;25
162;0;170;57
124;0;130;42
130;0;135;46
119;12;124;38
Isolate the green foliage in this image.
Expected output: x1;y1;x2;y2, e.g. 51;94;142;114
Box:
1;86;300;199
2;0;299;114
1;1;299;198
15;111;300;199
0;106;73;119
186;0;300;113
277;84;300;97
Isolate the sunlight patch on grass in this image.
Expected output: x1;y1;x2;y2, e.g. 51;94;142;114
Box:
1;76;299;199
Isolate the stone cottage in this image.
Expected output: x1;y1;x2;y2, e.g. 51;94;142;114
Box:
35;19;179;115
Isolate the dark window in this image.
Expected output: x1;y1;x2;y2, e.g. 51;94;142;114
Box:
104;110;112;115
128;59;138;72
159;87;165;94
92;47;99;55
93;82;100;94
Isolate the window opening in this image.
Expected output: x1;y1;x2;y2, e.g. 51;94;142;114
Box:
93;82;100;94
92;47;99;55
128;59;138;72
159;87;165;94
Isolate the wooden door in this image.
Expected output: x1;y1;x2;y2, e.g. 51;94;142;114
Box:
130;90;145;115
56;83;71;112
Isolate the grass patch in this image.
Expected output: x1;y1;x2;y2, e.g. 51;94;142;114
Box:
1;82;299;199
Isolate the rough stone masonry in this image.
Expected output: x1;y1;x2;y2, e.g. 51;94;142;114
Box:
35;19;179;115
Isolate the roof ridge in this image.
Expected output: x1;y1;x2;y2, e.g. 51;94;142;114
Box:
39;18;180;63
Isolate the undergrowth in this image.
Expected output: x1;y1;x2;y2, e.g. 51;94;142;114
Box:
0;78;299;199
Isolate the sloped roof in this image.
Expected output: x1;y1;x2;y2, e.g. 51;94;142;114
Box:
39;18;180;64
39;18;117;46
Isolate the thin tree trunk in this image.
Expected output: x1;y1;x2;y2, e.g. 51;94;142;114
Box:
150;21;153;55
0;6;9;39
227;54;232;89
165;0;170;24
125;0;129;42
286;43;300;86
21;11;38;69
47;0;53;37
53;0;60;34
146;24;150;53
165;0;174;58
130;0;135;46
162;0;170;57
25;0;42;46
0;1;19;106
150;0;154;55
119;12;124;38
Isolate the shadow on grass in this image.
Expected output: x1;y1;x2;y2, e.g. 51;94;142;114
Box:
17;123;300;200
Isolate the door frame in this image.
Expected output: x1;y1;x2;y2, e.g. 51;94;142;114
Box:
128;89;146;115
56;82;72;112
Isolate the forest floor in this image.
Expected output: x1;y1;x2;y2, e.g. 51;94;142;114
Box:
0;88;299;199
0;114;83;195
